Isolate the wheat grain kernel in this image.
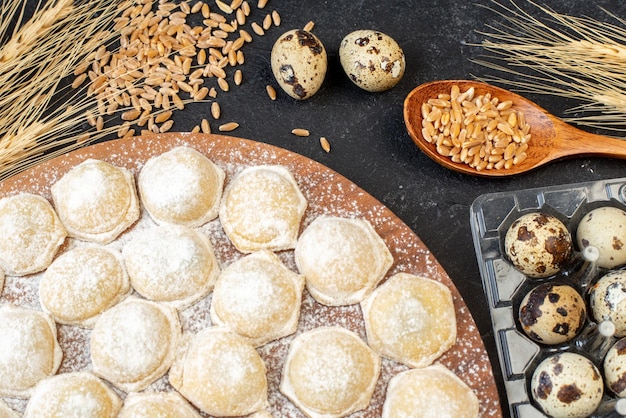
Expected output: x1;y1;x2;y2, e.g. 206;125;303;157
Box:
211;101;221;119
271;10;280;26
251;22;264;36
320;137;330;153
219;121;239;131
291;128;310;137
234;69;243;85
160;119;174;133
266;85;276;100
217;77;229;91
303;21;314;31
263;14;272;30
215;0;233;14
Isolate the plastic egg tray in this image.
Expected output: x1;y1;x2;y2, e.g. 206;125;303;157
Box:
470;177;626;418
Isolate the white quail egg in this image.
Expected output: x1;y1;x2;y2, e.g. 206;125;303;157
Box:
270;29;327;100
590;269;626;337
339;30;405;92
577;206;626;269
518;283;586;345
504;212;572;279
531;352;604;418
604;337;626;397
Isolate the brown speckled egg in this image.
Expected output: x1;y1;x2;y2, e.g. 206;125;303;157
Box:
604;337;626;397
504;212;572;279
590;270;626;337
531;352;603;418
270;29;327;100
577;206;626;269
519;283;586;345
339;30;405;92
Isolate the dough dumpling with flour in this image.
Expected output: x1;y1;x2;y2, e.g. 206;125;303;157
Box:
138;146;225;227
51;159;139;244
219;165;307;253
0;305;62;398
210;250;304;346
39;246;130;327
90;297;181;392
280;326;380;418
0;193;66;276
361;272;456;368
295;215;393;306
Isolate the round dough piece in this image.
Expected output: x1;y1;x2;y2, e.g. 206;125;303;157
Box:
280;326;380;418
210;250;304;346
169;327;268;416
90;297;181;392
51;159;139;244
219;165;307;253
361;272;456;368
0;305;62;398
123;224;219;309
138;146;225;227
118;391;201;418
294;216;393;306
23;372;121;418
39;246;130;327
0;193;66;276
382;364;479;418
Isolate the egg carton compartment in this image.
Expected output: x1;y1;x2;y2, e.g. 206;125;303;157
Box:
470;177;626;418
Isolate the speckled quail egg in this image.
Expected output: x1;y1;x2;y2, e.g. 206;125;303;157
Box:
577;206;626;269
590;270;626;337
270;29;327;100
519;283;586;345
504;212;572;279
339;30;405;92
604;337;626;397
531;352;604;418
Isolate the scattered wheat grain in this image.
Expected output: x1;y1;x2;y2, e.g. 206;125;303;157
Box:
291;128;310;137
251;22;264;36
320;136;331;153
266;85;276;100
211;101;221;119
219;121;239;131
303;21;314;31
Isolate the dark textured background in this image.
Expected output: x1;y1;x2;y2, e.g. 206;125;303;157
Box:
20;0;626;416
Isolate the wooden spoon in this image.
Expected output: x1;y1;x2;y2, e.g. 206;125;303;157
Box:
403;79;626;177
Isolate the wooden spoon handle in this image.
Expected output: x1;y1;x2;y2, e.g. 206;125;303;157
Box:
551;116;626;160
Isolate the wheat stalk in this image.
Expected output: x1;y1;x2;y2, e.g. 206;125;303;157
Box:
0;0;135;180
473;0;626;134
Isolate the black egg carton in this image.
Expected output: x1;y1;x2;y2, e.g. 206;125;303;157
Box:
470;177;626;418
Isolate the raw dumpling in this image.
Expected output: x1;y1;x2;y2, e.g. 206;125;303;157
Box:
123;224;219;309
90;297;181;392
0;193;66;276
219;165;307;253
210;250;304;346
23;372;121;418
280;326;380;418
51;159;139;244
361;272;456;368
0;305;62;398
382;365;479;418
294;216;393;305
39;246;130;327
118;391;201;418
169;327;268;416
138;146;225;227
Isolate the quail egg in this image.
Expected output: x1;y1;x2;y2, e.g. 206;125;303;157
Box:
270;29;327;100
577;206;626;269
590;269;626;337
604;337;626;397
531;352;604;418
519;283;586;345
339;30;405;92
504;212;572;279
